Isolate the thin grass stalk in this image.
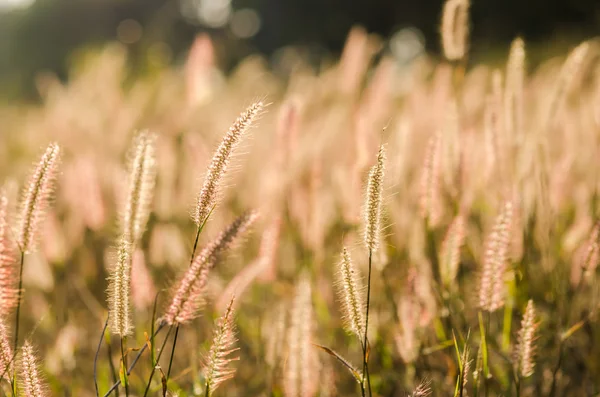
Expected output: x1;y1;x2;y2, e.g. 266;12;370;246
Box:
142;325;173;397
106;337;120;397
104;322;167;397
160;208;211;390
94;316;110;397
362;250;373;397
165;324;179;384
12;251;24;357
120;337;129;397
150;293;161;370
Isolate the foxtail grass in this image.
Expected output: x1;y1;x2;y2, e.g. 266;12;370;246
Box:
193;102;263;228
204;295;239;397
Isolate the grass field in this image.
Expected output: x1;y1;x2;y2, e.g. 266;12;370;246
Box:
0;2;600;396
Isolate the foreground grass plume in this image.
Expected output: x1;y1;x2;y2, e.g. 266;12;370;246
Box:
193;102;264;227
20;341;46;397
336;247;365;340
0;193;18;316
107;237;133;336
203;295;239;397
17;143;61;253
122;131;157;245
364;145;385;252
164;211;258;325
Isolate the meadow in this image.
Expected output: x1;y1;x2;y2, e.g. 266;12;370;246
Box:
0;1;600;395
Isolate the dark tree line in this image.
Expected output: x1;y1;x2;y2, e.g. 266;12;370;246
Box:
1;0;599;99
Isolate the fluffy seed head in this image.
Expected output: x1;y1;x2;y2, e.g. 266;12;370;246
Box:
364;145;386;252
194;102;264;226
122;131;157;245
164;211;258;325
515;300;538;378
478;201;513;312
0;193;18;316
20;341;46;397
0;317;13;380
441;0;470;61
17;143;61;253
336;247;365;340
107;237;133;336
204;295;239;396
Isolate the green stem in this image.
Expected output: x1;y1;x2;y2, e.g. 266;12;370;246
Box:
107;337;120;397
13;251;25;354
94;316;109;397
362;250;373;397
120;337;129;397
143;325;174;397
165;325;180;385
10;251;25;397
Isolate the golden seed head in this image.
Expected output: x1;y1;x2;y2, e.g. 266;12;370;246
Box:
364;145;386;252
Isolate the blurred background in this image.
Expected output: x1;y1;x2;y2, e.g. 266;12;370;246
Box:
1;0;600;100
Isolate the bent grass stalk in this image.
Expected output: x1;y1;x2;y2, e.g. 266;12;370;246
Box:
14;143;60;370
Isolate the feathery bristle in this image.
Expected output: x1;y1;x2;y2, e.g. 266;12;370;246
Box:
107;237;133;336
0;193;18;316
336;247;365;339
516;300;538;378
411;379;432;397
204;295;239;396
440;0;470;61
0;317;13;380
285;276;315;397
122;131;157;245
420;132;442;227
478;201;513;312
164;211;258;325
193;102;264;226
439;214;465;288
20;341;46;397
17;143;61;253
364;145;385;252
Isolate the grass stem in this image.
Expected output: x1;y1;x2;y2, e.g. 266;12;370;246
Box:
94;316;109;397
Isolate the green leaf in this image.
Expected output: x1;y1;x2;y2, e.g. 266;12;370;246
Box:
313;344;362;383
